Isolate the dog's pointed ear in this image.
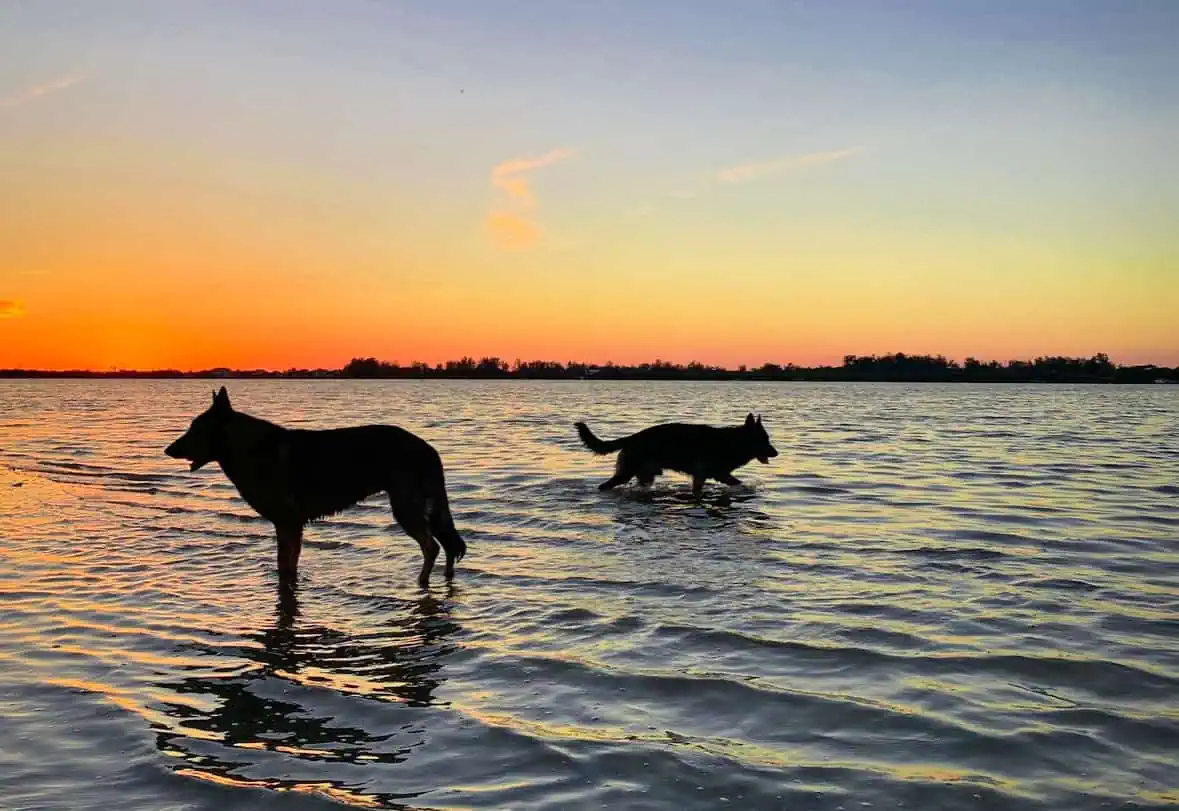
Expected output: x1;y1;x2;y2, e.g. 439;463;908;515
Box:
756;414;763;425
213;386;231;411
745;413;756;427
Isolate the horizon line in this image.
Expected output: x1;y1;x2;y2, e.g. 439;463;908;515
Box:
1;350;1175;376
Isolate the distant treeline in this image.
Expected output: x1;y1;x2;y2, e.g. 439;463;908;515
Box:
2;353;1177;383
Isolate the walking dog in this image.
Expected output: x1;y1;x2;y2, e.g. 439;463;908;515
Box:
575;413;778;496
165;388;466;588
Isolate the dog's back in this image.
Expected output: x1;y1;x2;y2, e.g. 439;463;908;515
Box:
284;424;466;561
284;425;440;520
598;423;751;475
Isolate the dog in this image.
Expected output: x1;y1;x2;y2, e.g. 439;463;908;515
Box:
165;387;466;588
575;413;778;496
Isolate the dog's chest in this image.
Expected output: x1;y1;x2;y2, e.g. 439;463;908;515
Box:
219;442;300;522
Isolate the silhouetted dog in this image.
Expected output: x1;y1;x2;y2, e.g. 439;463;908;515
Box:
165;388;466;588
575;413;778;496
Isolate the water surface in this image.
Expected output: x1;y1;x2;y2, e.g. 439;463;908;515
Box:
1;380;1177;810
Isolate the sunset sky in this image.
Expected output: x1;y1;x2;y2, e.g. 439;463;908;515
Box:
2;1;1176;370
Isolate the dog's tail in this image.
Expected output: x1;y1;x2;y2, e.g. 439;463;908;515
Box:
575;422;624;455
428;471;467;562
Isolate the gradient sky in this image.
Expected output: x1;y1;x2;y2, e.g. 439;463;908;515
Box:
2;0;1176;370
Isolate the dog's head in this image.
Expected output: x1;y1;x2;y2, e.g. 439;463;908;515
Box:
165;386;233;471
743;413;778;464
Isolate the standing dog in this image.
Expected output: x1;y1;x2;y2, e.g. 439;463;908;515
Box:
165;387;466;588
575;413;778;496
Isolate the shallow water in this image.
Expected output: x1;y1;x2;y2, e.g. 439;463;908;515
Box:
1;380;1177;811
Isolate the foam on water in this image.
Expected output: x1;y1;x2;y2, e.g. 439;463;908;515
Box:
1;380;1177;810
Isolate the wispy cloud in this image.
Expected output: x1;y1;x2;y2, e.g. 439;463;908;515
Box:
0;300;25;319
717;147;863;184
486;147;576;250
0;71;87;111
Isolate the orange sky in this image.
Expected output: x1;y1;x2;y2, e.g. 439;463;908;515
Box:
2;3;1177;370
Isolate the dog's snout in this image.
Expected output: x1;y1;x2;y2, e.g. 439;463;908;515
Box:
165;440;181;458
769;447;779;457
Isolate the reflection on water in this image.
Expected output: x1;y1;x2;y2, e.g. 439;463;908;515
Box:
0;380;1177;810
154;586;461;807
611;484;770;528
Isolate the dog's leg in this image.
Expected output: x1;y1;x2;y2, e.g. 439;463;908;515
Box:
393;503;439;589
276;525;303;582
716;472;743;487
428;508;464;582
599;453;636;490
439;526;457;581
599;471;634;491
410;525;439;589
691;474;706;499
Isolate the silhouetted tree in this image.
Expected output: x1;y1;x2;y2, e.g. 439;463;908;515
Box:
5;352;1176;383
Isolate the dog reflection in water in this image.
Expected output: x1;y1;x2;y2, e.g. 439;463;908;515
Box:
260;584;461;706
154;583;462;788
